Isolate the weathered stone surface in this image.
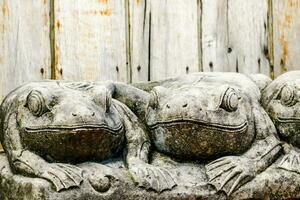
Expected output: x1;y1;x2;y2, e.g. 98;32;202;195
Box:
114;72;282;195
232;156;300;199
262;71;300;175
2;152;300;199
1;72;300;199
0;81;175;194
0;152;222;200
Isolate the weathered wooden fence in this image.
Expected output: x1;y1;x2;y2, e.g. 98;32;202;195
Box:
1;0;300;101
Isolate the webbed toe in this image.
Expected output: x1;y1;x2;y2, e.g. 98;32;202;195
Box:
206;156;257;196
130;163;177;193
278;149;300;174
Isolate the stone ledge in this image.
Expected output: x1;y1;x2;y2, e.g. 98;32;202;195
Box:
0;153;221;200
1;153;300;199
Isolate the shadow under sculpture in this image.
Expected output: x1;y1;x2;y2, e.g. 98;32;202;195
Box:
1;72;300;199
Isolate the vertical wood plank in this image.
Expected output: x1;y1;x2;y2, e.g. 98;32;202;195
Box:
149;0;199;81
54;0;128;82
202;0;270;75
0;0;51;101
201;0;229;72
0;0;51;152
228;0;270;75
273;0;300;77
129;0;150;82
267;0;275;79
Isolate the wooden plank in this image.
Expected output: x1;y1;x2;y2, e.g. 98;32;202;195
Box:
129;0;151;82
273;0;300;77
202;0;270;75
0;0;51;101
201;0;229;72
0;0;51;152
149;0;199;81
229;0;270;75
54;0;128;82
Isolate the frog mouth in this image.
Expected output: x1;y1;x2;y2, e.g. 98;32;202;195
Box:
277;117;300;123
148;119;248;132
24;124;124;135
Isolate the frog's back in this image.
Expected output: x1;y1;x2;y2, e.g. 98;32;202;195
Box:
134;72;261;102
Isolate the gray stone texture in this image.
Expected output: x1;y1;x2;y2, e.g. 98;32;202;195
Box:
1;72;300;199
1;152;300;199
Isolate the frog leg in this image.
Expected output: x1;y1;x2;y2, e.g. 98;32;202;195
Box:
206;106;282;196
111;82;150;120
114;100;176;193
2;113;83;192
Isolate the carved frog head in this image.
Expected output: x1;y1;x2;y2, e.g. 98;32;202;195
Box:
144;73;258;159
0;81;124;163
262;71;300;147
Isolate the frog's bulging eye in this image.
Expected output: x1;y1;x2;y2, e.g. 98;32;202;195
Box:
26;90;47;116
220;88;239;112
280;85;297;107
149;90;158;109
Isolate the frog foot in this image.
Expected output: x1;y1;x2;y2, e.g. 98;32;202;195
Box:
206;156;257;196
129;163;177;193
40;163;84;192
278;148;300;174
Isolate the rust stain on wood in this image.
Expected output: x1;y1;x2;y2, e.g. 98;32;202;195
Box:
56;20;61;30
279;34;289;72
288;0;299;8
100;9;112;16
99;0;109;4
76;9;113;16
284;14;292;27
2;1;7;16
54;43;61;79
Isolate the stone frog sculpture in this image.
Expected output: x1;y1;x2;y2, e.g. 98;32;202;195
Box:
111;72;282;196
262;70;300;174
0;81;175;193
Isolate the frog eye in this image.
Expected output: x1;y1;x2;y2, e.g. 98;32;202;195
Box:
220;88;239;112
148;90;158;109
26;90;47;116
280;85;297;107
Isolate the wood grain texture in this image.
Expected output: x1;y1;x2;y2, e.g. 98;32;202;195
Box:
54;0;128;82
273;0;300;77
202;0;271;75
201;0;229;72
129;0;151;82
149;0;200;81
0;0;51;102
0;0;51;152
